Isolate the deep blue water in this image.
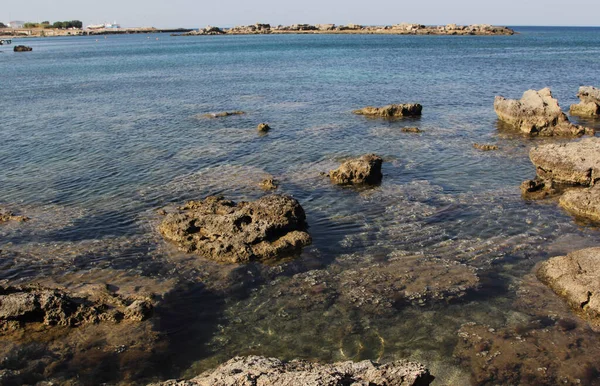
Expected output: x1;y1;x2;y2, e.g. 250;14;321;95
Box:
1;27;600;384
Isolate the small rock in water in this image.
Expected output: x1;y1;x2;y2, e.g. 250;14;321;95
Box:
570;86;600;117
353;103;422;117
0;208;29;223
401;127;422;133
259;177;278;190
328;154;383;185
13;45;32;52
473;143;498;151
257;123;271;132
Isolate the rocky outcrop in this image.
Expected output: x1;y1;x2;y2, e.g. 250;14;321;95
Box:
328;154;383;185
559;185;600;222
257;123;271;132
150;355;434;386
13;45;32;52
353;103;422;118
472;143;498;151
0;285;153;332
570;86;600;117
537;247;600;327
0;208;29;223
494;88;593;136
521;138;600;208
159;195;311;263
201;111;245;118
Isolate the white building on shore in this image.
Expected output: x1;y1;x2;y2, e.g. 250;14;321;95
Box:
7;21;25;28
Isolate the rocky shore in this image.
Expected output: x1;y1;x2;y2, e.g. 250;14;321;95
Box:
177;23;514;36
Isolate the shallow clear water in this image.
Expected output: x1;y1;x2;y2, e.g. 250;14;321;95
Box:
1;27;600;384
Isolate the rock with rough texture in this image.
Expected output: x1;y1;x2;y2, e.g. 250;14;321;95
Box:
401;127;422;133
159;195;311;263
472;143;498;151
353;104;422;118
537;247;600;327
520;178;558;200
0;208;29;223
329;154;383;185
494;88;593;136
150;355;434;386
259;177;278;191
559;185;600;222
201;111;245;118
257;123;271;132
529;138;600;186
570;86;600;117
13;45;32;52
0;285;152;331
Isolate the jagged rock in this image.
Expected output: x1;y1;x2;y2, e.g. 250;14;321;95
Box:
259;177;278;191
257;123;271;132
149;355;434;386
472;143;498;151
570;86;600;117
353;104;422;118
13;45;32;52
159;195;311;263
0;208;29;223
494;88;593;136
520;178;557;200
201;111;245;118
0;285;151;332
529;138;600;186
401;127;422;133
328;154;383;185
537;247;600;328
559;185;600;222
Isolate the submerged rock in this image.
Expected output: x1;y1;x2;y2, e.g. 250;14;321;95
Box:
159;195;311;263
201;111;245;118
328;154;383;185
537;247;600;328
472;143;498;151
401;127;423;133
353;103;422;118
570;86;600;117
0;285;152;332
258;177;278;191
494;88;593;136
0;208;29;223
151;355;434;386
257;123;271;132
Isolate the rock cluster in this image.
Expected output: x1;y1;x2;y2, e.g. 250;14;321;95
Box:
151;355;434;386
159;195;311;263
0;285;153;332
328;154;383;185
520;138;600;222
570;86;600;117
494;88;593;136
537;247;600;328
353;103;422;118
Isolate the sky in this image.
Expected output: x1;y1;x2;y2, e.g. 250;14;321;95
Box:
2;0;599;28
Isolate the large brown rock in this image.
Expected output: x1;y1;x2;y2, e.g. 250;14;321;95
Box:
150;355;434;386
329;154;383;185
570;86;600;117
494;88;593;136
159;195;311;263
353;103;422;118
537;247;600;328
559;185;600;222
529;138;600;186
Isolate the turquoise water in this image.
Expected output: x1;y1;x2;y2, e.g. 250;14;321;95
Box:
1;27;600;384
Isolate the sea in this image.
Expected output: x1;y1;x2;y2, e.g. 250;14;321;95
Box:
1;26;600;384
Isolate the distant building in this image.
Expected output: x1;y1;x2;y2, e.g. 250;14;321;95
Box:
86;22;121;30
7;21;25;28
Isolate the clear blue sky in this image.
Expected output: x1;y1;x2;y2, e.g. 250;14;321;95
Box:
3;0;599;28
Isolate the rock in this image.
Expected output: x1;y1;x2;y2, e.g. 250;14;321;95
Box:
401;127;422;133
520;178;557;200
472;143;498;151
13;45;32;52
258;177;278;191
559;185;600;222
328;154;383;185
201;111;245;118
149;355;434;386
159;195;311;263
257;123;271;132
529;138;600;186
494;88;593;136
124;300;153;321
570;86;600;117
0;208;29;223
537;247;600;328
353;104;422;118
